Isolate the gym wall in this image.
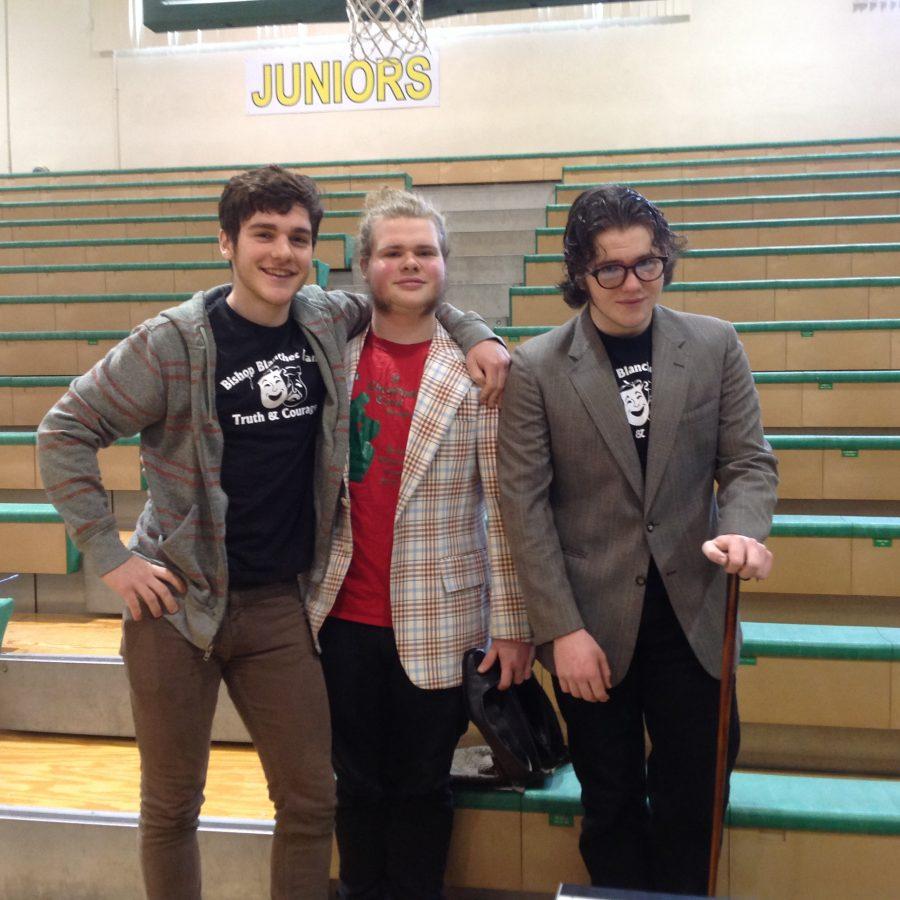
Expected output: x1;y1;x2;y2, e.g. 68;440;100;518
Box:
0;0;897;172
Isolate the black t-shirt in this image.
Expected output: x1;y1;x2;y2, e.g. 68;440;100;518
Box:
209;295;324;586
597;322;667;605
597;325;653;474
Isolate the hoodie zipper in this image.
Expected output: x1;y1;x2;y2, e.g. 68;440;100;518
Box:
198;320;228;660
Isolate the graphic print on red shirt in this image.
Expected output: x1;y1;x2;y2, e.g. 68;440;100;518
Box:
329;332;432;627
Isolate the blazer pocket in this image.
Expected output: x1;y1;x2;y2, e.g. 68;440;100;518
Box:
440;549;488;593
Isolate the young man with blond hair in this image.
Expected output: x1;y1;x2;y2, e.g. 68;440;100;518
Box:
307;188;533;900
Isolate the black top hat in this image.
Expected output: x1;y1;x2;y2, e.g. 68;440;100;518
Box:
462;647;568;788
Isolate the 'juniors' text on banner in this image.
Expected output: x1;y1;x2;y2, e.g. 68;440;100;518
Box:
245;50;440;115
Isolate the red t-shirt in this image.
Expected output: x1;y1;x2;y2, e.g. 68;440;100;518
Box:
329;332;432;627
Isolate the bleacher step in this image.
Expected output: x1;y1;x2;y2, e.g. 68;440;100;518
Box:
1;733;897;900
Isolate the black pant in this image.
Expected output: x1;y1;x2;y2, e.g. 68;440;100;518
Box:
319;617;468;900
554;588;739;896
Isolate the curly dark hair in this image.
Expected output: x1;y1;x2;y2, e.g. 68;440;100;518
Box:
561;184;686;309
218;164;324;246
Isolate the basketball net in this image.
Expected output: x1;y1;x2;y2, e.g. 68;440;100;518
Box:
345;0;429;62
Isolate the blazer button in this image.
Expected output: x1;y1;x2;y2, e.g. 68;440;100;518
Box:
635;575;646;586
646;523;655;532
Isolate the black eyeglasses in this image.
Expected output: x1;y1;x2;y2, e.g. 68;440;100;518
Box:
589;256;668;290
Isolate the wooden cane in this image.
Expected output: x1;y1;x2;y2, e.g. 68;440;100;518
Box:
707;572;740;896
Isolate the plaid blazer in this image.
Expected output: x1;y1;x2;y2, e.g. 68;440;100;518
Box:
306;321;531;690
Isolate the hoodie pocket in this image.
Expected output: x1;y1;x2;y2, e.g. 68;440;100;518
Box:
156;504;200;581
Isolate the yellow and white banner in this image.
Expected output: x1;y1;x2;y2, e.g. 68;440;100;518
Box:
246;50;440;115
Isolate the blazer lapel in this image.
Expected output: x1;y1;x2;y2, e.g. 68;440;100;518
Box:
644;306;690;512
568;309;644;501
339;326;368;482
395;322;470;522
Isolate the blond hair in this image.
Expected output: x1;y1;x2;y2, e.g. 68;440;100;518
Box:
357;187;449;263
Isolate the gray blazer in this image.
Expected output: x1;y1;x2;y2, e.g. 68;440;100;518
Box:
497;305;777;683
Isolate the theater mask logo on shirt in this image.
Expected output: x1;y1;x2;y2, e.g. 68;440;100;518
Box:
257;365;307;409
620;379;650;427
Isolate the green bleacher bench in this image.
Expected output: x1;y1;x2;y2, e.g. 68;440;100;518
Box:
737;621;900;775
0;210;363;243
753;370;900;428
0;292;221;332
768;434;900;501
745;514;900;599
19;368;897;429
0;191;366;220
0;172;410;200
0;331;127;376
0;257;331;297
500;318;900;372
0;233;354;271
0;597;12;648
0;432;141;491
450;764;900;895
1;135;897;187
535;214;900;253
741;621;900;663
508;277;900;326
554;169;900;205
545;190;900;227
560;148;900;183
0;503;80;574
523;243;900;287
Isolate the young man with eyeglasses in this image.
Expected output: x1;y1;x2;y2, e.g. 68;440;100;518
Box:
497;184;778;894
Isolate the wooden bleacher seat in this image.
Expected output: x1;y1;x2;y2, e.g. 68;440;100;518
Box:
754;370;900;428
1;136;896;189
524;243;900;287
736;318;900;370
7;368;897;430
546;190;900;226
0;431;141;491
0;209;363;242
536;213;900;253
555;168;900;205
0;189;365;221
0;503;79;574
745;515;900;600
0;259;329;332
0;293;196;332
508;278;900;326
0;171;409;204
0;232;353;271
560;148;900;184
0;331;126;376
502;319;900;371
769;435;900;501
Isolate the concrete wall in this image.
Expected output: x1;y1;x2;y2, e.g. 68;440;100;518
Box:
2;0;899;171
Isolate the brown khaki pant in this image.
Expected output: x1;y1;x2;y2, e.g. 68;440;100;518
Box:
121;582;335;900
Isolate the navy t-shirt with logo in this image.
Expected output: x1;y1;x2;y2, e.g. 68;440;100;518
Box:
209;295;324;586
598;325;652;474
597;322;668;604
